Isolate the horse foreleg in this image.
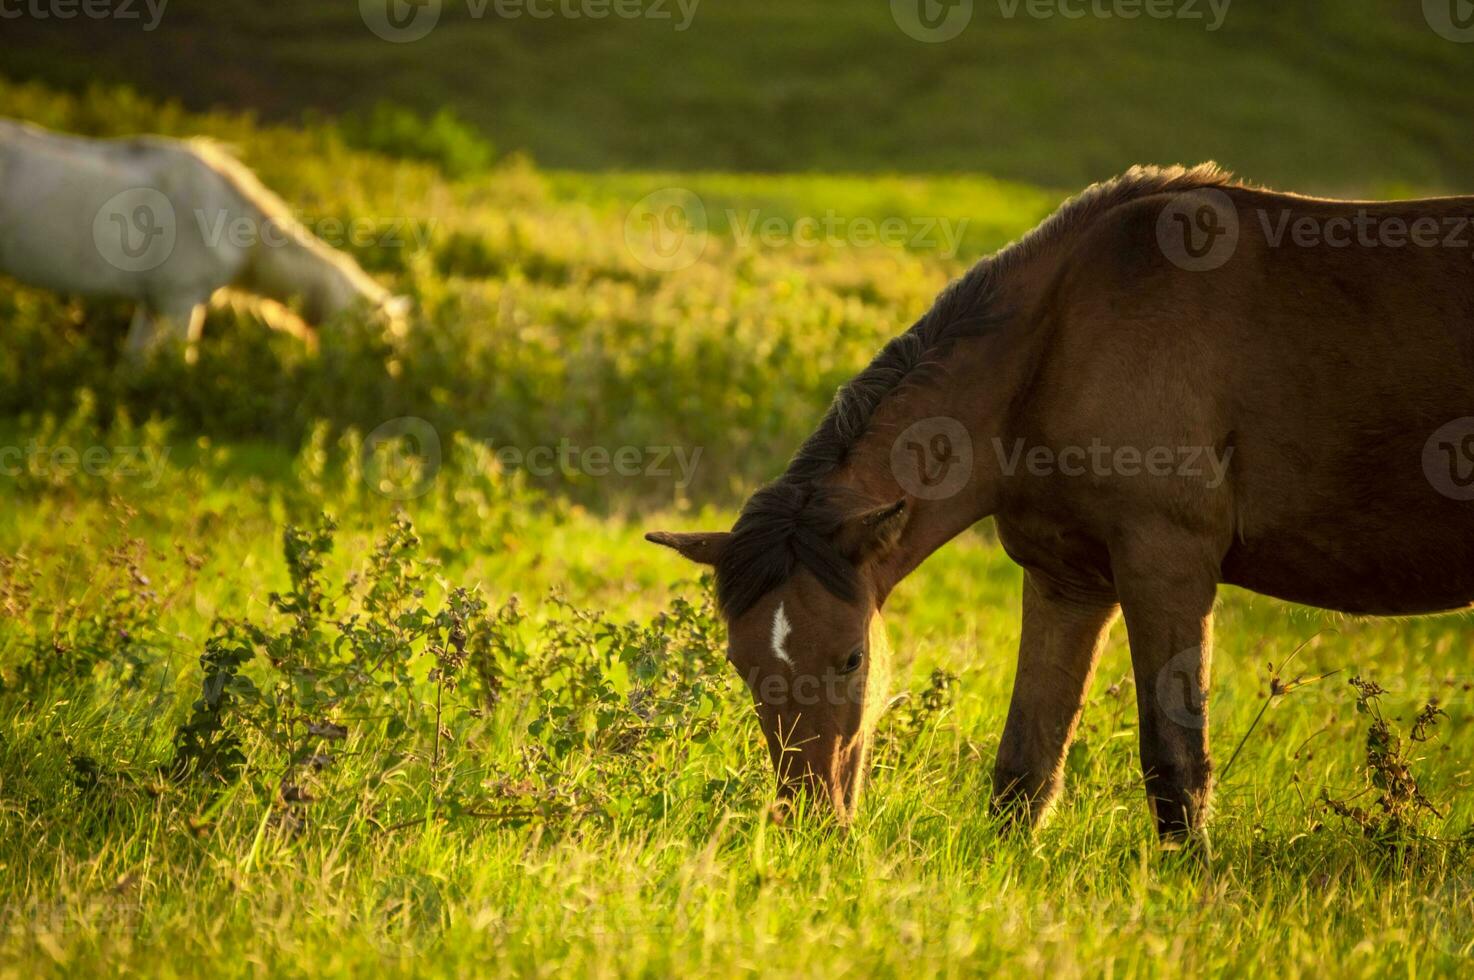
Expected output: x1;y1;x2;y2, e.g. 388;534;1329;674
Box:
1112;527;1218;845
991;572;1118;828
125;300;206;364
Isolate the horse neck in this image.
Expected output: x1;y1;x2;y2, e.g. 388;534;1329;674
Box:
822;323;1030;600
245;220;380;322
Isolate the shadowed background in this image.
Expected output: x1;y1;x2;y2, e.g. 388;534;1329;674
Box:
7;0;1474;192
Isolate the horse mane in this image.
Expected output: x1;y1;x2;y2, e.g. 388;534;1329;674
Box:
713;162;1235;617
185;138;389;311
183;138;302;230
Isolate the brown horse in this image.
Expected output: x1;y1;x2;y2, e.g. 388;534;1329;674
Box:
648;164;1474;842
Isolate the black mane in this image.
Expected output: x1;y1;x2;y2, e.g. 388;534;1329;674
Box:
714;164;1233;617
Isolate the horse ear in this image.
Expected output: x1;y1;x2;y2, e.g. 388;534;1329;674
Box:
842;499;909;561
645;530;730;566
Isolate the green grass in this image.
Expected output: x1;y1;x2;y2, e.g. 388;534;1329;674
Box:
2;80;1474;977
3;417;1473;977
8;1;1474;191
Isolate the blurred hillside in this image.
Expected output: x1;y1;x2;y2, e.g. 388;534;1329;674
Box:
5;0;1474;193
0;78;1057;504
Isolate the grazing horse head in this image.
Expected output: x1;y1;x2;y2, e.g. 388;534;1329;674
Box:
648;488;909;825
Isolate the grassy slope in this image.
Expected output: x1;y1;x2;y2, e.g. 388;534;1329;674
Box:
2;439;1472;976
0;82;1473;977
0;79;1057;504
6;1;1474;191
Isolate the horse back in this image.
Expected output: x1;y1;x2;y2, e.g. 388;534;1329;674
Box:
1015;184;1474;615
0;121;246;301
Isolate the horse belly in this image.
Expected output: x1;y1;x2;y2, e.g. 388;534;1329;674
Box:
1214;230;1474;616
1221;505;1474;616
0;145;158;299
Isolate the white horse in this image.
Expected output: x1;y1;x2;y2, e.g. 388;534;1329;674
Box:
0;118;408;359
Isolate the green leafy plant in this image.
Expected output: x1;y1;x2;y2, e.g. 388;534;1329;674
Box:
1322;676;1453;849
164;514;748;834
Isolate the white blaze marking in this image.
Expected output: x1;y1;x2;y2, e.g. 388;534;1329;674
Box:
770;603;794;666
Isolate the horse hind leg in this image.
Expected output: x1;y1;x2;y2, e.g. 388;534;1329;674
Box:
1111;524;1220;846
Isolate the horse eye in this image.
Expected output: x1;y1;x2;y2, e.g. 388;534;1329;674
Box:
841;648;865;674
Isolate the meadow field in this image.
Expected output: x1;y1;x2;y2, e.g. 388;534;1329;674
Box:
1;72;1473;977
